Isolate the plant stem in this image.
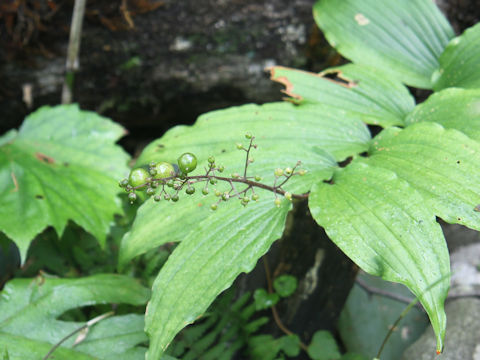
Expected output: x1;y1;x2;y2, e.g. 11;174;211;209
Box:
61;0;87;104
43;311;114;360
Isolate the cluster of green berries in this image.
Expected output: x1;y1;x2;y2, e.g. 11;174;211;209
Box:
118;133;307;209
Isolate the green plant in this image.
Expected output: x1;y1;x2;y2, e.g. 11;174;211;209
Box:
0;0;479;359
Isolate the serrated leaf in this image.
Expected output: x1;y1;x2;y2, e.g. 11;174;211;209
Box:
119;101;370;266
405;88;480;141
368;122;480;231
0;274;150;360
433;23;480;91
0;105;130;260
313;0;454;89
145;196;291;359
309;162;450;352
269;64;414;127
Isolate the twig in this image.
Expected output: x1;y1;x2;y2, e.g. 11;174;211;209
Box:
262;257;309;352
43;311;114;360
355;276;424;311
61;0;87;104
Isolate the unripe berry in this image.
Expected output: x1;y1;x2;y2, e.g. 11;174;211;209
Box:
252;193;260;201
242;196;250;203
155;162;176;179
186;187;195;195
177;153;197;174
211;203;218;211
217;165;225;173
245;132;252;139
231;173;240;179
208;156;215;164
254;175;262;181
164;194;171;201
171;194;179;202
129;168;149;188
298;169;307;176
153;195;161;202
119;178;129;188
236;143;243;150
215;190;222;197
146;187;156;196
274;168;284;177
284;192;292;201
274;198;282;207
210;178;218;185
149;161;157;168
222;192;230;201
285;167;293;175
128;192;137;203
202;188;209;195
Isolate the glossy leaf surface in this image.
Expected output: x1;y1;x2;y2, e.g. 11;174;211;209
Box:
405;88;480;141
145;196;291;359
433;23;480;90
309;162;450;352
270;64;414;127
0;105;129;260
368;122;480;231
119;101;371;266
313;0;454;88
0;274;150;359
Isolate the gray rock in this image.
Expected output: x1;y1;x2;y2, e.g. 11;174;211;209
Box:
402;298;480;359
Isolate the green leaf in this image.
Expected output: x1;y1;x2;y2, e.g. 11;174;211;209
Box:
273;275;297;298
309;162;450;352
280;335;301;357
253;288;280;310
405;88;480;141
0;274;150;360
368;122;480;231
307;330;341;360
269;64;414;127
0;105;129;260
433;23;480;91
248;335;283;360
313;0;454;89
119;101;370;266
144;196;291;359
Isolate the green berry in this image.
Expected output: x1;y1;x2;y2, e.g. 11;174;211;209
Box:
125;185;133;192
242;196;250;203
149;161;157;168
146;187;156;196
222;192;230;201
254;175;262;181
155;162;176;179
164;193;171;201
171;194;179;202
274;168;284;177
202;188;209;195
149;168;157;176
208;156;215;164
177;153;197;174
245;132;252;139
285;167;293;175
215;190;222;197
119;178;129;188
236;143;243;150
153;195;161;202
128;192;137;203
151;181;159;188
252;193;259;201
298;169;307;176
231;173;240;179
217;165;224;173
248;157;254;163
211;203;218;211
129;168;149;188
167;180;174;188
284;192;292;201
186;187;195;195
274;198;282;207
210;178;218;185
